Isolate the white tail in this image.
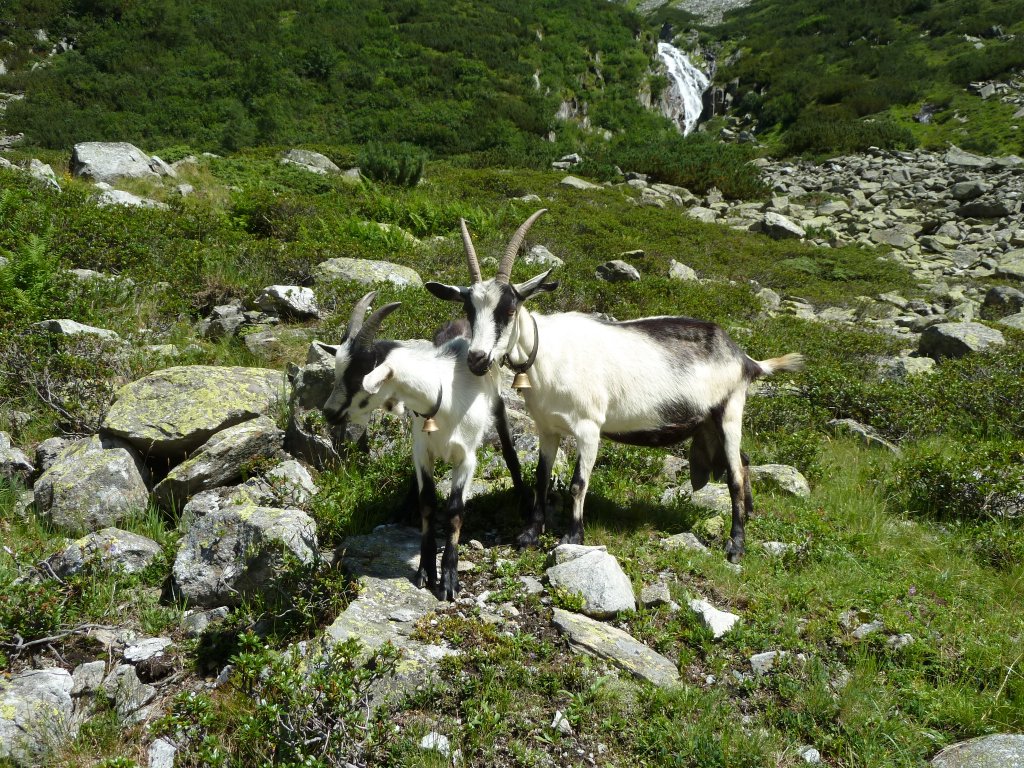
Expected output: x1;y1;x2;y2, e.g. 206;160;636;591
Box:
757;353;805;377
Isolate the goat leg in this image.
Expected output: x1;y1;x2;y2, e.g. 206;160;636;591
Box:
493;398;532;521
561;424;599;545
517;432;558;548
441;489;464;601
416;468;438;590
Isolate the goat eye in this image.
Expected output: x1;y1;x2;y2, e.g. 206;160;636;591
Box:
506;305;516;317
358;397;370;408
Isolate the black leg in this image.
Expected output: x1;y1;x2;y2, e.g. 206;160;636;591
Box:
517;434;556;549
441;484;464;601
493;399;532;521
416;467;438;589
561;456;586;545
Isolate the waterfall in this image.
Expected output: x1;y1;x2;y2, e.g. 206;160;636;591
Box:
656;42;710;135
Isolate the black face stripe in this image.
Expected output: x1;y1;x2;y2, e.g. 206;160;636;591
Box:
492;288;518;343
337;339;400;414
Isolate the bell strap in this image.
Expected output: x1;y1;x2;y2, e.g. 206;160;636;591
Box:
503;313;539;375
413;385;444;421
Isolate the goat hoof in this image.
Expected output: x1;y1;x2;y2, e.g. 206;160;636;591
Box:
559;531;584;546
415;566;437;590
515;530;541;549
725;539;744;563
442;571;460;602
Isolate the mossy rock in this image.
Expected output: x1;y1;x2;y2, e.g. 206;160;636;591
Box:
102;365;285;460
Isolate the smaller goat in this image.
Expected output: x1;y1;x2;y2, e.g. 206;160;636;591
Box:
426;211;804;562
320;291;527;599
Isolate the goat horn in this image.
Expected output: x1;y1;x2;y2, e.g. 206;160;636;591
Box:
459;218;482;284
344;291;378;342
353;301;402;350
496;208;547;284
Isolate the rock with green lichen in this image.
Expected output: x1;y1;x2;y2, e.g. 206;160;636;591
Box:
46;527;162;577
33;435;149;535
172;504;317;607
931;734;1024;767
102;365;285;460
312;256;422;288
152;416;285;511
0;668;77;765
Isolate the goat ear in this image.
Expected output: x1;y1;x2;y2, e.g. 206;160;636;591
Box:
363;364;394;394
513;269;559;301
314;341;339;357
424;282;466;303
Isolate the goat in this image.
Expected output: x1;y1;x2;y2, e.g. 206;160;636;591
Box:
319;292;527;598
425;211;804;562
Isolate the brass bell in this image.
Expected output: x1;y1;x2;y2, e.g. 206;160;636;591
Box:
512;371;532;390
422;417;439;434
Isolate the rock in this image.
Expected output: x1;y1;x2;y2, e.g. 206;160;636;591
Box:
761;541;794;556
876;355;936;379
596;260;641;282
551;608;680;688
551;710;573;735
0;431;34;481
749;464;810;497
944;146;993;169
326;526;455;710
31;318;120;340
312;257;422;288
549;543;607;566
957;199;1013;219
123;637;172;664
173;505;317;607
524;244;563;268
198;304;245;340
662;483;733;516
693;514;726;541
757;287;782;311
102;365;284;460
918;322;1005;360
34;435;149;534
668;260;698;281
27;159;60;191
950;180;991;202
47;527;162;577
983;285;1024;315
888;633;914;649
148;737;177;768
998;313;1024;331
640;582;672;608
153;416;285;510
279;149;341;175
852;620;884;639
101;664;156;722
686;206;718;223
71;661;107;697
687;597;740;639
997;252;1024;281
797;745;823;764
870;228;916;249
182;606;230;637
546;549;635;618
559;175;602;190
95;188;169;210
749;650;791;674
70;142;166;183
255;285;319;319
243;327;312;359
761;212;806;240
0;668;76;764
519;575;544;595
661;532;710;554
931;734;1024;767
828;418;899;452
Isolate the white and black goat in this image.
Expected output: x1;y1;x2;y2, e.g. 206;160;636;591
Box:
425;210;803;562
319;291;527;598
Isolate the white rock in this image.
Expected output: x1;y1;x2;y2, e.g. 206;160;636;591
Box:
420;731;450;756
552;710;573;735
688;597;740;639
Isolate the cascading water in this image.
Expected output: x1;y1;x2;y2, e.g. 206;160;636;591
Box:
656;41;710;135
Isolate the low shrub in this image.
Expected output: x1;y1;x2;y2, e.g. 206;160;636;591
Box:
358;142;427;187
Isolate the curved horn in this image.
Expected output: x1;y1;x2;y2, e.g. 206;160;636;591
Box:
343;291;378;341
496;208;547;284
353;301;402;350
459;219;482;284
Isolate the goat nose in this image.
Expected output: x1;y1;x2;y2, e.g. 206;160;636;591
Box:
467;350;489;373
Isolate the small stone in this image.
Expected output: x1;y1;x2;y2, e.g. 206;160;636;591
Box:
596;260;641;282
182;607;230;637
71;660;107;696
797;745;822;764
640;582;672;608
123;637;173;663
887;633;914;649
931;734;1024;767
148;737;177;768
668;260;698;281
688;597;740;639
419;732;450;756
552;710;573;735
660;532;710;554
852;620;884;640
761;541;794;557
519;575;544;595
750;650;789;674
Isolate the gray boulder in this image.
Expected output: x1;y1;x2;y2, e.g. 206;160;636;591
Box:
944;146;993;169
173;505;317;607
313;257;422;288
596;260;640;282
279;149;341;175
828;418;899;453
949;180;991;201
551;608;679;688
0;668;76;764
35;436;72;474
918;322;1006;360
559;175;602;190
101;664;156;723
761;212;806;240
687;597;740;639
996;251;1024;281
0;431;34;481
931;734;1024;768
524;244;563;268
32;318;120;341
957;199;1013;219
546;546;635;618
70;142;167;183
243;327;312;359
34;435;149;534
255;285;319;319
749;464;810;497
983;285;1024;316
661;532;710;554
95;188;169;210
102;365;284;460
668;260;698;281
199;304;245;340
47;527;162;577
153;416;285;510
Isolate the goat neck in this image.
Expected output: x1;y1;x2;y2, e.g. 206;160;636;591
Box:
505;305;541;373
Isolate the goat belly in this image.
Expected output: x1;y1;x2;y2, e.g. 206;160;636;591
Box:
603;422;701;447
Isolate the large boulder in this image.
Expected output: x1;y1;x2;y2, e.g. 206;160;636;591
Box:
0;668;76;765
102;366;284;460
545;545;635;618
749;464;811;497
46;527;162;577
279;149;341;175
31;318;120;341
931;734;1024;768
255;285;319;319
996;251;1024;281
70;142;168;184
918;322;1005;360
152;416;285;510
172;505;317;607
312;257;422;288
34;435;149;534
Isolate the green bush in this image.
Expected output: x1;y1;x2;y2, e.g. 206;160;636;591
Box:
357;142;427;187
781;109;917;156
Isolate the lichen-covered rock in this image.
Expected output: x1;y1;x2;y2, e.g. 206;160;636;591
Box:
70;142;165;183
749;464;811;497
551;608;680;688
0;431;34;481
255;285;319;319
173;505;317;607
312;257;422;288
34;436;149;534
101;664;156;723
31;318;120;340
546;549;635;618
596;260;641;282
760;211;806;240
931;734;1024;768
102;366;285;460
918;322;1005;360
47;527;162;577
661;483;732;515
0;668;76;764
153;416;285;510
279;149;341;175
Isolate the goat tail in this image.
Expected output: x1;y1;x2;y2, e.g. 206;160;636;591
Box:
751;352;804;378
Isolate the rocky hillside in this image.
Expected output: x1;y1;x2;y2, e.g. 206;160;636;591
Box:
1;137;1022;767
